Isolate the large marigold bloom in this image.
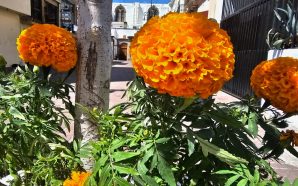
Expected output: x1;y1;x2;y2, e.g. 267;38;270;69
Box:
251;57;298;113
63;171;91;186
17;24;77;72
130;12;235;98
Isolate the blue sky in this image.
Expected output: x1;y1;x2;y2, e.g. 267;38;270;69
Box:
113;0;170;4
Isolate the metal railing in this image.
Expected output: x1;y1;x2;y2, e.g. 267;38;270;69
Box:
220;0;275;98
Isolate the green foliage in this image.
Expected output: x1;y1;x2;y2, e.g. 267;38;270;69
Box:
267;0;298;49
0;65;80;185
81;77;298;185
215;163;282;186
0;55;6;70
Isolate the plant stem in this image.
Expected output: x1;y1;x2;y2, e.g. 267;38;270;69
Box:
175;97;197;114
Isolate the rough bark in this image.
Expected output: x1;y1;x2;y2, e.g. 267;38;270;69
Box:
75;0;112;170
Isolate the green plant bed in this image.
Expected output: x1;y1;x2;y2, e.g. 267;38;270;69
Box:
79;77;298;186
0;66;81;185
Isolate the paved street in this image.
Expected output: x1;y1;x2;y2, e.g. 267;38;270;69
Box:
60;60;298;181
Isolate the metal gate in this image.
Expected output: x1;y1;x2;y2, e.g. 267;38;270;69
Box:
220;0;276;98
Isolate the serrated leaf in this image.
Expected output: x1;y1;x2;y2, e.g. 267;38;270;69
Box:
110;138;127;151
150;153;158;171
202;145;209;157
1;94;22;99
114;177;132;186
98;155;109;167
157;155;176;186
73;140;78;153
197;136;248;164
137;162;148;175
215;170;238;175
85;176;97;186
208;109;243;128
225;175;241;186
98;164;111;186
132;176;146;186
248;112;258;137
140;175;159;186
187;129;195;156
112;151;140;162
114;165;139;175
9;107;26;120
113;106;122;116
253;169;260;183
155;138;170;144
237;178;248;186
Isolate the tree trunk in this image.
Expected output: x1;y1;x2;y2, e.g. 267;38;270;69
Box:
75;0;112;170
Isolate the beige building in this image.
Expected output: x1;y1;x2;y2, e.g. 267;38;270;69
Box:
0;0;31;66
0;0;61;67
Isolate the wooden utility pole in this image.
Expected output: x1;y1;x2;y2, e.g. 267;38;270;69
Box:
75;0;112;169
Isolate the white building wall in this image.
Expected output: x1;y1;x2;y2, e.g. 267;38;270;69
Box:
0;7;24;66
112;2;170;29
112;28;138;39
208;0;223;23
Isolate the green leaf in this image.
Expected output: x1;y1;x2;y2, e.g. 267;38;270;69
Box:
157;155;176;186
282;179;291;186
208;109;243;128
150;153;158;171
114;165;139;175
248;112;258;137
175;97;197;113
253;169;260;183
138;147;154;174
187;129;195;156
137;162;148;175
237;178;248;186
155;138;170;144
110;138;127;151
113;177;132;186
99;155;109;167
293;178;298;186
99;164;111;186
141;147;154;164
225;175;241;186
132;176;146;186
86;177;97;186
1;94;22;99
215;170;238;175
202;145;209;157
112;151;140;162
140;175;159;186
9;107;26;120
197;136;248;164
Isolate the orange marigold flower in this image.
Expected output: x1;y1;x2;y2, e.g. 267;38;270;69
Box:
17;24;77;72
130;12;235;98
63;171;91;186
250;57;298;113
280;130;298;146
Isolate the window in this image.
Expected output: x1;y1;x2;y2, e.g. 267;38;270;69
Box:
31;0;42;23
115;5;126;22
147;5;159;20
45;1;59;25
